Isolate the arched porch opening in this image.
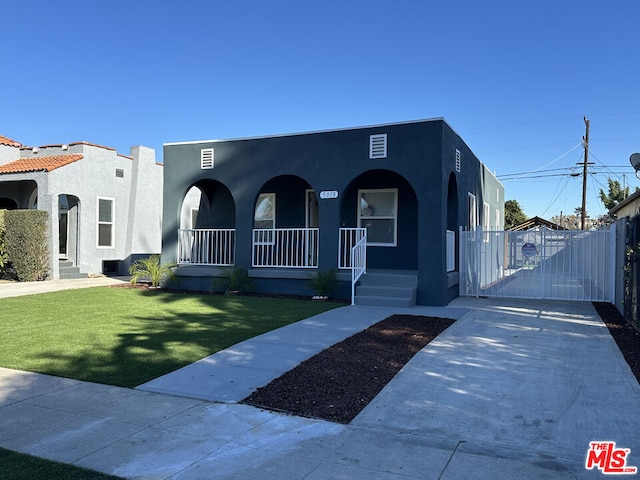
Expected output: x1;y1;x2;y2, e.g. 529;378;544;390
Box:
0;180;37;209
252;175;318;268
177;180;236;266
0;198;17;210
340;169;418;270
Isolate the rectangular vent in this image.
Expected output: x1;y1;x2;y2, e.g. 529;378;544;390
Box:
115;168;124;178
201;148;214;169
369;134;387;159
455;149;461;173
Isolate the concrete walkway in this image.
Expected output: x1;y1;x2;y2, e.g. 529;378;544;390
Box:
0;289;639;478
0;276;129;298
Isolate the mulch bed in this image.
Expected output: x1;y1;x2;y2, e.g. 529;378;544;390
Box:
593;302;640;384
242;314;455;424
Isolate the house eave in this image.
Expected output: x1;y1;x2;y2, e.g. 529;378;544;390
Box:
163;117;448;147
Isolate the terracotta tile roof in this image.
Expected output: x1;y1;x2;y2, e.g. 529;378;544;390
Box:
0;135;21;148
0;154;83;174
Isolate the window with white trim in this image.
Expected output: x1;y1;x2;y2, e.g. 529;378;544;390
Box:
97;197;114;248
495;209;501;231
369;134;387;159
468;193;477;231
190;208;199;229
201;148;214;169
358;189;397;246
483;202;490;242
254;193;275;245
255;193;275;229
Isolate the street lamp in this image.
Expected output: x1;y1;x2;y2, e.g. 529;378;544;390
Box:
630;153;640;179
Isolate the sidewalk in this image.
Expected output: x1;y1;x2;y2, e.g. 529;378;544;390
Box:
0;276;129;298
0;297;639;479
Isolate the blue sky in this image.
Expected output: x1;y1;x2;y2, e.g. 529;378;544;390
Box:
2;1;639;219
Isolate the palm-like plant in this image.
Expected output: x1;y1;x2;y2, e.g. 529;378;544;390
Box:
128;255;177;288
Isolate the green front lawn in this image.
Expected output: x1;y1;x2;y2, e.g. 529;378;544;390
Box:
0;287;342;387
0;447;122;480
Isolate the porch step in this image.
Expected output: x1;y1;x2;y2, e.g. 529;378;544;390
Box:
354;270;417;307
59;260;88;279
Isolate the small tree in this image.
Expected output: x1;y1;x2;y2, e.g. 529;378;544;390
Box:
504;200;527;229
599;178;630;213
4;210;49;282
129;255;177;288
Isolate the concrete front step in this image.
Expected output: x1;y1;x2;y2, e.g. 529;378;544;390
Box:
354;295;416;308
358;271;418;287
59;261;88;279
356;285;417;299
354;270;418;307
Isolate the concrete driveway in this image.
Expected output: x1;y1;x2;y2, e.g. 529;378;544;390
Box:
0;296;638;479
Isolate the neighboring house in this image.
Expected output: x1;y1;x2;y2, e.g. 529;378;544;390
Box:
509;216;563;231
0;135;163;279
610;190;640;220
162;118;504;306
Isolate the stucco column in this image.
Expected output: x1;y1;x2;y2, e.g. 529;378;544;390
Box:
317;197;341;273
234;199;254;270
42;193;59;280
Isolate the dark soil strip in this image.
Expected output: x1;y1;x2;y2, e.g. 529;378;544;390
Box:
242;314;455;424
593;302;640;385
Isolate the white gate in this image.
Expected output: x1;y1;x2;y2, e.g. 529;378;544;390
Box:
459;227;615;302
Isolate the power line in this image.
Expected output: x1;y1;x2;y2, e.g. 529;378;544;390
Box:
495;143;582;180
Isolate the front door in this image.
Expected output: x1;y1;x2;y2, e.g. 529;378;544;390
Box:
58;195;69;259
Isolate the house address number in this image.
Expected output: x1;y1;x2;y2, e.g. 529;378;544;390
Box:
320;191;339;199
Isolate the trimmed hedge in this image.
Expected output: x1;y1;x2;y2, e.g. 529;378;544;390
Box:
4;210;49;281
0;210;8;275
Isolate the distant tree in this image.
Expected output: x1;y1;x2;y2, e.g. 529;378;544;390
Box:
599;178;629;211
504;200;527;229
550;212;581;230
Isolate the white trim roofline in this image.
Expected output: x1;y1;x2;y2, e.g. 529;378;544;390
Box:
163;117;447;147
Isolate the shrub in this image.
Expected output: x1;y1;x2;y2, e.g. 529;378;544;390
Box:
0;210;10;277
4;210;49;282
308;269;338;298
129;255;177;288
210;266;255;294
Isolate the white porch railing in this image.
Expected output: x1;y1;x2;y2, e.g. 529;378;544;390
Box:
350;232;367;305
178;229;235;266
252;228;319;268
339;228;367;269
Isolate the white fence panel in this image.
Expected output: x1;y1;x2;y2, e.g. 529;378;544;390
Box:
460;227;615;302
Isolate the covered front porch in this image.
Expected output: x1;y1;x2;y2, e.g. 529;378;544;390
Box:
177;227;365;270
173;168;422;304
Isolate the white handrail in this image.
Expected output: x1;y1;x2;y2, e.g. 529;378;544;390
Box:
339;228;367;268
351;232;367;305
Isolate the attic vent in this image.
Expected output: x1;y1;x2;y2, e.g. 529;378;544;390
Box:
369;134;387;159
201;148;214;169
115;168;124;178
455;149;461;173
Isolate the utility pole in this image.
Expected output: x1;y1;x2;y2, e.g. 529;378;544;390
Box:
578;116;594;230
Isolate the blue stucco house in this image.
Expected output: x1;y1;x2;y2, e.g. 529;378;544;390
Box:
161;118;504;306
